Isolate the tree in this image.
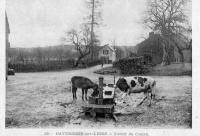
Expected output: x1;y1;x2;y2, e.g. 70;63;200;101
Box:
144;0;191;65
85;0;102;60
17;49;26;65
67;24;91;67
55;46;64;63
34;47;43;65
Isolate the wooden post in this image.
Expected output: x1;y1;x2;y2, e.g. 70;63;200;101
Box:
98;76;104;104
114;75;115;85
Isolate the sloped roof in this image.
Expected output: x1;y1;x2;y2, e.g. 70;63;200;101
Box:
100;44;115;52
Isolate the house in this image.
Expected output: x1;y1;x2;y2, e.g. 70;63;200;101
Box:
136;32;164;64
114;45;136;60
98;44;116;63
136;32;192;64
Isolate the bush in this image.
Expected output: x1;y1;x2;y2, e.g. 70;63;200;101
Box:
112;57;148;75
8;59;75;72
83;59;101;67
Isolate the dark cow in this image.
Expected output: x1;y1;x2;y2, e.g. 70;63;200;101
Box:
116;76;156;106
71;76;99;101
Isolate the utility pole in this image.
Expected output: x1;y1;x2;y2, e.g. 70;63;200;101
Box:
113;39;116;61
113;39;116;50
86;0;102;61
90;0;95;61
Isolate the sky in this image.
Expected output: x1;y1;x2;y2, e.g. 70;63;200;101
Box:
6;0;191;48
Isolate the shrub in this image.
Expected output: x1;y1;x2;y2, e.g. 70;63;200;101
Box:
8;59;75;72
112;57;148;75
83;59;101;67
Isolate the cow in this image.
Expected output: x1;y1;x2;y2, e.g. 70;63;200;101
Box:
116;76;156;106
71;76;99;101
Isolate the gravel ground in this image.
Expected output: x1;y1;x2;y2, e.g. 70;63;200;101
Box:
6;64;192;128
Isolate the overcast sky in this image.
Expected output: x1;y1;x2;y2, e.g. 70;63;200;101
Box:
6;0;191;48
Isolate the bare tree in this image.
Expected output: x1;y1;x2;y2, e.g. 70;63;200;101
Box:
85;0;102;60
67;25;91;67
144;0;191;65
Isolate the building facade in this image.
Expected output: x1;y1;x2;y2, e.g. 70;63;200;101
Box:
98;44;116;63
136;32;192;64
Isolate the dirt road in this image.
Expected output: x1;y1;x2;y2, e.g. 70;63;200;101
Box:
6;65;192;128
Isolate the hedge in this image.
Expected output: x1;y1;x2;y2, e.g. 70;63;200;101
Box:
8;59;101;72
113;57;149;75
8;59;75;72
85;59;101;67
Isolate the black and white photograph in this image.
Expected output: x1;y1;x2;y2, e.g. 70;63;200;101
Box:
3;0;197;134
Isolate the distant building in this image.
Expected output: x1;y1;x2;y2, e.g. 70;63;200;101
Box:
173;38;192;63
136;32;164;64
98;44;116;63
136;32;192;64
114;45;136;60
6;13;10;80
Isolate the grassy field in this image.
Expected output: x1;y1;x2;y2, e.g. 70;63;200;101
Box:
149;63;192;76
6;65;192;128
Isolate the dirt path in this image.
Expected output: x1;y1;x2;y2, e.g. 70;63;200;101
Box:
6;65;192;128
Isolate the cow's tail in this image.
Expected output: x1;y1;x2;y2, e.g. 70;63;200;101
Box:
152;80;156;87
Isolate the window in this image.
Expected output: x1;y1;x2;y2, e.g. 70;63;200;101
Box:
103;50;109;55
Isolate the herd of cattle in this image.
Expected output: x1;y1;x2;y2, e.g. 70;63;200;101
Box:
71;76;156;106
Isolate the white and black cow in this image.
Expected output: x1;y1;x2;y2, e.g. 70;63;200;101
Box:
116;76;156;106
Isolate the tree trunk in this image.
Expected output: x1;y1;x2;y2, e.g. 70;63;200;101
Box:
177;47;184;63
74;55;85;67
90;0;95;61
172;39;184;63
161;42;171;66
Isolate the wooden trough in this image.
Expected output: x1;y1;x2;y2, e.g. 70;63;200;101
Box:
82;77;117;120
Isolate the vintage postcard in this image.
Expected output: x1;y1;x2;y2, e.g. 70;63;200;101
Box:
1;0;200;135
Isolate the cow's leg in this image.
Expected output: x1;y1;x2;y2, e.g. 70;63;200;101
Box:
71;85;74;100
152;87;156;100
85;89;88;101
138;92;148;106
147;90;152;107
82;88;85;101
82;88;84;101
152;81;156;99
74;88;77;100
149;98;152;107
72;86;77;100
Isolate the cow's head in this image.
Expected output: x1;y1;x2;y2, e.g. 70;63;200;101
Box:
91;84;99;97
116;78;129;92
93;83;98;90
